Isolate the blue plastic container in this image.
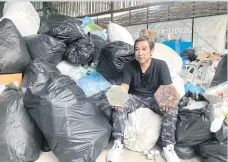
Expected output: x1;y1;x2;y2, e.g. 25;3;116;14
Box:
182;56;190;64
76;72;112;98
163;41;192;55
184;83;205;94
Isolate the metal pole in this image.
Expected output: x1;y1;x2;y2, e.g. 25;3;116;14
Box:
191;2;195;47
147;6;149;29
97;16;99;25
0;2;4;18
111;2;114;22
129;8;131;26
191;18;194;47
226;2;228;49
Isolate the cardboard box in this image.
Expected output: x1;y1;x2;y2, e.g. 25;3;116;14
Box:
0;73;22;87
139;29;157;42
197;52;211;61
197;52;222;61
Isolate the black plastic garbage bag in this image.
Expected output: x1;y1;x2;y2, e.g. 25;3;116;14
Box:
64;35;95;65
0;18;31;74
39;14;84;44
41;138;51;152
89;33;108;64
174;145;196;160
180;49;197;62
0;84;42;162
24;34;66;65
40;14;82;27
88;90;112;122
176;93;213;146
22;58;61;88
198;139;227;162
210;54;227;87
24;75;111;162
97;41;134;80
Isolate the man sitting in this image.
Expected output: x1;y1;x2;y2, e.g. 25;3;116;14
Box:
106;36;180;162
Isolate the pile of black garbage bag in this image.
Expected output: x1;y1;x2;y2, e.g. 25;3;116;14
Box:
97;41;134;83
3;10;227;162
210;54;227;87
0;12;135;76
0;18;31;73
23;59;111;162
175;92;227;162
0;84;42;162
0;12;138;162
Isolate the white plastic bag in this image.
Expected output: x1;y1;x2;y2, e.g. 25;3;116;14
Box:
0;85;6;95
124;108;162;152
1;2;40;37
172;75;185;98
56;61;88;81
108;22;134;46
210;101;228;133
152;43;183;75
183;101;208;110
206;81;228;98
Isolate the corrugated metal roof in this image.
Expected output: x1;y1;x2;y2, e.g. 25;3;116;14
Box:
29;1;227;27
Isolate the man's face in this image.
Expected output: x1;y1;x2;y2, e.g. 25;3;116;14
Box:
134;40;152;64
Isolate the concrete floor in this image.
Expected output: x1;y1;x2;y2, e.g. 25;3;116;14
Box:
96;142;202;162
35;142;202;162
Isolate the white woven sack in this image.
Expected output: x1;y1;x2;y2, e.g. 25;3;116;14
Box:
1;2;40;37
108;22;134;46
172;75;185;98
152;43;183;76
124;108;162;152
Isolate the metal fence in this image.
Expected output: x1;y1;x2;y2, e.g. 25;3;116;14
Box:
93;2;227;28
0;1;227;52
51;1;151;17
0;2;4;17
31;2;44;16
30;2;227;27
125;14;227;54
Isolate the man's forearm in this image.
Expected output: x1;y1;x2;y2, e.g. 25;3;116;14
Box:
120;83;129;92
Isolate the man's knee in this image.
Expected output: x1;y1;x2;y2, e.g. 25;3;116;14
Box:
112;108;128;119
164;109;178;119
163;109;178;129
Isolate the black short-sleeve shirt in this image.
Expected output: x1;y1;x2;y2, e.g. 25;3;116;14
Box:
121;58;172;97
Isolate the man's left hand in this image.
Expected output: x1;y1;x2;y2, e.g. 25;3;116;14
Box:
162;106;172;112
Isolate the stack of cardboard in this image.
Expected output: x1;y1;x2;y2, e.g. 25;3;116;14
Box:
0;73;22;94
197;52;223;61
139;29;157;42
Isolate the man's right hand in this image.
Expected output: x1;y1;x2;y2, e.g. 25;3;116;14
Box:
120;83;129;93
112;106;122;110
110;83;129;110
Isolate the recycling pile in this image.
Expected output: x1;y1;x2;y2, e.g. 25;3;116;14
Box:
0;2;227;162
0;2;115;162
174;92;227;162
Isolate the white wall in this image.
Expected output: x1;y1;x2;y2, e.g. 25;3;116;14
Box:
193;15;227;54
125;24;147;40
148;19;193;41
125;15;228;54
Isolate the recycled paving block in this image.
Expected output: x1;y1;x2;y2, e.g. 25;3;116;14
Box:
106;85;129;107
154;85;180;109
